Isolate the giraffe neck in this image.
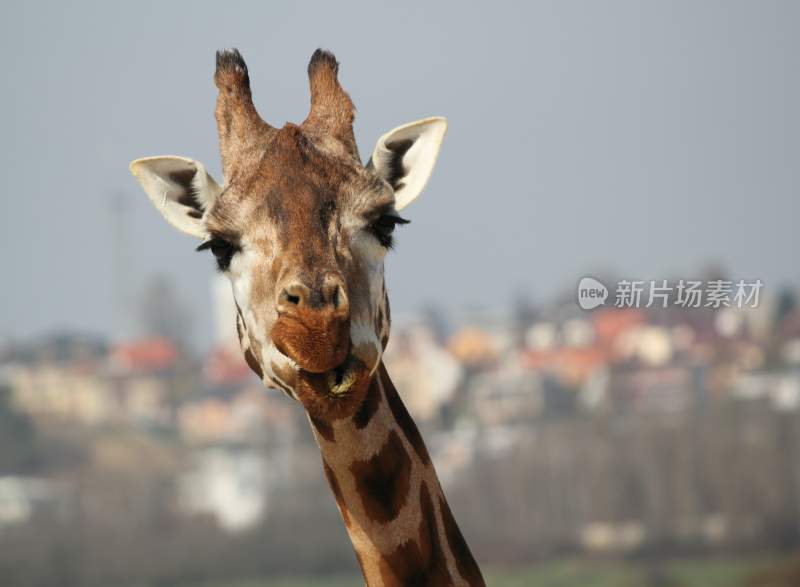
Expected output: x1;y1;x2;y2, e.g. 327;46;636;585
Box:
308;363;485;587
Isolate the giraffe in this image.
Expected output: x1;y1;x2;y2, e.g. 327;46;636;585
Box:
129;49;485;586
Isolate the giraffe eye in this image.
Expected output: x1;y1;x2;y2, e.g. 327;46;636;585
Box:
196;238;239;272
368;215;409;249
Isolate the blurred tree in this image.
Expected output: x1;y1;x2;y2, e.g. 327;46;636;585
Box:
420;301;450;345
138;274;192;349
764;287;799;366
0;383;40;473
511;288;538;349
773;288;797;331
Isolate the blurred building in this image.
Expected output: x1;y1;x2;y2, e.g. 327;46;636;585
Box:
384;322;463;422
179;447;269;532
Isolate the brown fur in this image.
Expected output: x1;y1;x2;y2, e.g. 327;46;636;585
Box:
272;307;350;374
302;49;359;160
214;49;277;177
310;415;335;443
378;483;453;586
314;363;485;586
323;460;350;527
380;364;433;467
349;430;412;524
439;496;485;585
352;376;382;429
235;307;264;379
291;359;372;422
205;121;389;419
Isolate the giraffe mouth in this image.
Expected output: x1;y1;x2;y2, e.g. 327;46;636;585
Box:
325;354;360;396
298;353;365;398
290;351;373;420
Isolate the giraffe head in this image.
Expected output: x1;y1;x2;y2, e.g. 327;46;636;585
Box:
130;49;446;421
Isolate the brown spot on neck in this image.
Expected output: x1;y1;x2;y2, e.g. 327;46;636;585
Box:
439;495;485;585
378;483;452;586
380;364;432;466
349;430;412;524
352;374;381;429
322;460;349;527
310;415;335;442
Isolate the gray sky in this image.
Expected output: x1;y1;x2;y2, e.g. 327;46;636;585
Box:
1;1;798;348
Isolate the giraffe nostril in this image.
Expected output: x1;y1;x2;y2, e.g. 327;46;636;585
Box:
323;274;349;315
277;276;348;316
278;284;309;315
330;284;349;313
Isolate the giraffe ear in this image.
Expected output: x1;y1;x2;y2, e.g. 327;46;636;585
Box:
129;156;222;238
368;117;447;210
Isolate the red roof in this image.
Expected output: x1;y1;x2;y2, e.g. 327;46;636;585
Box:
592;309;646;344
109;338;178;373
521;346;608;384
204;345;252;385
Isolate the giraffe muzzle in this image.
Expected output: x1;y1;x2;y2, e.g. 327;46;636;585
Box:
272;310;351;373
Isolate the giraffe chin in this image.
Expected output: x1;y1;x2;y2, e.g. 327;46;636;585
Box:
293;354;372;420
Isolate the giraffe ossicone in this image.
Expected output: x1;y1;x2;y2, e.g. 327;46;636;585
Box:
130;48;484;586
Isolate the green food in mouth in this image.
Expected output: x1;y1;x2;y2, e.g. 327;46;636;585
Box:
326;359;357;396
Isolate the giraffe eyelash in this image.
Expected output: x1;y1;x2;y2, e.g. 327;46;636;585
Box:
368;215;409;249
197;237;240;272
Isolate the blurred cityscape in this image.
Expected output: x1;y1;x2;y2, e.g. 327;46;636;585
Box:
1;269;800;586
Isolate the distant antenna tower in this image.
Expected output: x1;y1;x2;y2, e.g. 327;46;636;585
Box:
109;191;132;340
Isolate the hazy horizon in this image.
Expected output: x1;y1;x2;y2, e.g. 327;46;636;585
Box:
2;1;798;349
